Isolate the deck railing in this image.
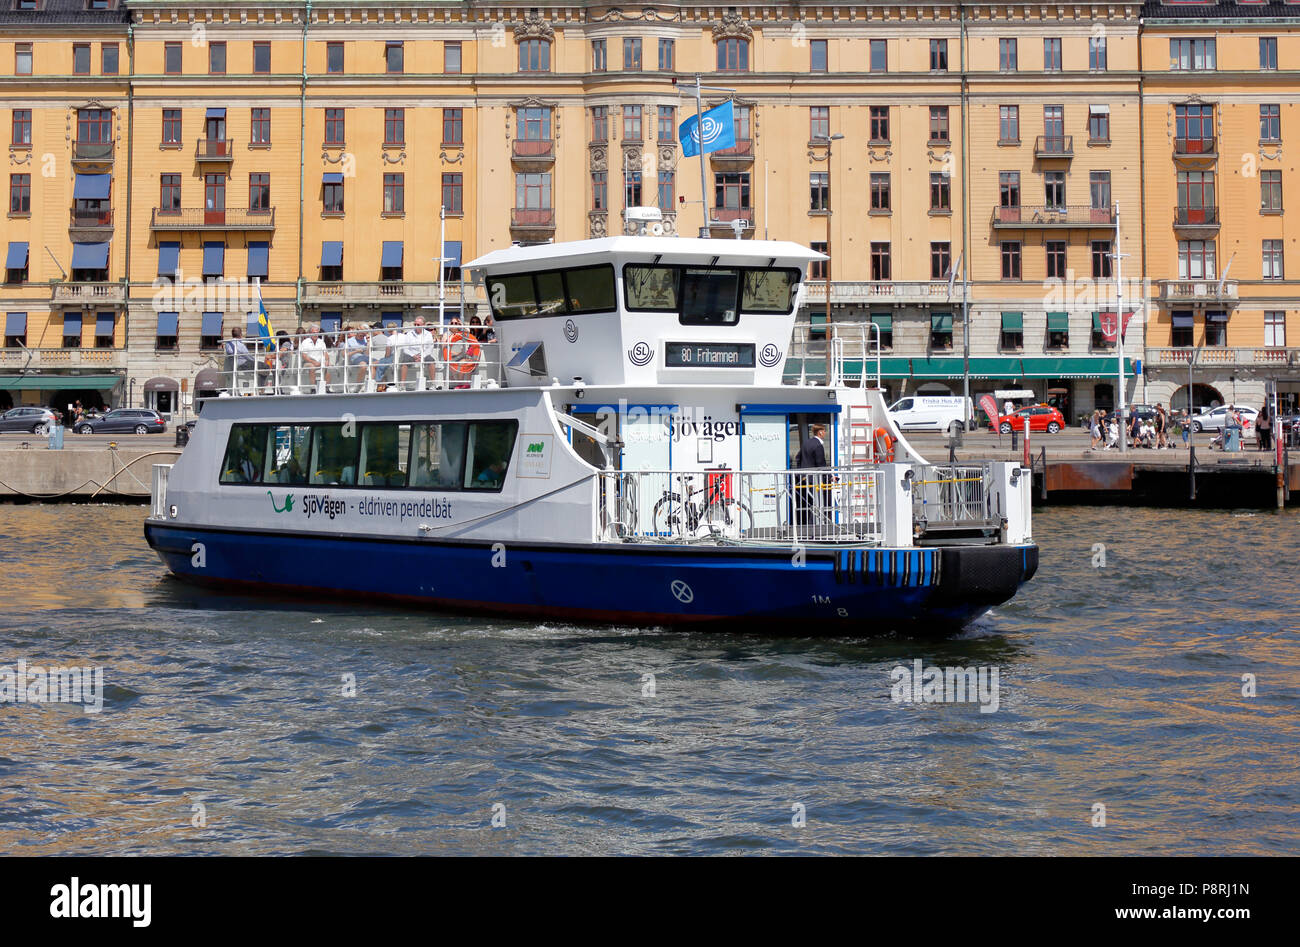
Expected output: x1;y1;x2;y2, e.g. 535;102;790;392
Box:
151;463;173;518
910;463;998;531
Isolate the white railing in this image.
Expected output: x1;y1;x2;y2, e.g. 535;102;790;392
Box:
1147;346;1300;367
200;326;504;396
597;466;884;545
788;320;882;388
150;463;173;518
911;463;997;530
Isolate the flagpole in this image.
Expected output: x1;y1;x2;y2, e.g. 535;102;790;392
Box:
695;75;710;239
1114;204;1126;455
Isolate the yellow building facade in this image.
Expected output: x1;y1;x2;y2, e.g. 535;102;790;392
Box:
2;1;1297;420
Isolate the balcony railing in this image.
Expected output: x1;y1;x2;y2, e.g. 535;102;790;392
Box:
511;138;554;160
711;207;754;224
710;139;754;165
1148;346;1300;367
1034;135;1073;157
149;207;276;231
69;207;113;230
301;282;481;305
0;348;122;368
195;138;235;161
1173;206;1220;229
1158;279;1238;301
510;208;555;229
50;282;126;305
802;281;952;304
1174;136;1216;156
991;205;1114;228
72;140;114;163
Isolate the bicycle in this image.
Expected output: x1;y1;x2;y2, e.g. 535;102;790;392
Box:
651;470;753;539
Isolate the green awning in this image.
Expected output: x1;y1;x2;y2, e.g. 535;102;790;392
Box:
808;312;827;337
1091;311;1104;331
931;312;953;331
970;357;1024;378
911;356;966;377
1047;311;1069;330
1001;311;1023;331
0;375;124;391
870;312;893;330
1019;358;1136;378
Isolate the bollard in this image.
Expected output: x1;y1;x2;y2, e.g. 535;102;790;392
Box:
1023;415;1031;468
46;423;64;450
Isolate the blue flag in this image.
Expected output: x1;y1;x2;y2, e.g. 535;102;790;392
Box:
253;280;276;352
679;100;736;158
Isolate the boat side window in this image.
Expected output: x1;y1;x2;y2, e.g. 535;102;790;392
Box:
741;268;800;314
409;421;466;490
486;273;539;320
487;265;617;320
564;264;617;313
465;420;519;490
680;267;739;326
359;423;411;488
265;424;310;484
624;264;679;312
309;423;359;487
535;271;566;315
219;423;268;485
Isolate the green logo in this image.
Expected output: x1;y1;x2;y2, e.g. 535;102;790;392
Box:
267;490;295;513
527;442;545;453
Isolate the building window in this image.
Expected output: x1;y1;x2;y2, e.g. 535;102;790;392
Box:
1047;315;1069;350
11;109;31;146
323;180;344;215
659;38;675;71
1261;104;1281;142
1260;37;1278;71
101;43;118;75
714;172;750;210
1092;240;1113;278
1045;170;1066;209
591;106;608;143
1043;38;1062;72
519;39;550;72
384;42;403;74
383;173;404;214
1089;107;1110;142
444;42;461;74
73;43;90;75
930;172;951;211
999;105;1019;143
442;173;463;214
208;41;226;75
518;107;551;141
1170;38;1215;71
591;171;607;211
999;38;1017;71
1261;170;1283;213
870;172;890;212
1205;313;1227;347
1171;314;1194;348
1089;36;1107;71
871;242;891;281
1265;310;1286;347
1263;240;1284;280
443;108;463;145
930;242;951;280
641;106;667;145
1001;314;1024;350
929;106;949;143
931;311;953;349
1176;104;1214;151
516;172;552;210
250;108;270;145
622;105;642;141
811;39;827;72
327;42;344;74
999;171;1020;209
1177;170;1215;217
164;42;181;74
1046;241;1067;280
384;108;404;146
159;174;180;213
717;37;749;72
869;106;889;143
76;108;110;146
249;173;270;212
810;172;829;212
809;241;828;280
1001;242;1022;280
1090;171;1111;210
930;38;948;72
809;106;830;140
253;42;271;74
624;169;642;208
324;108;344;145
623;37;642;71
591;39;606;71
1177;240;1215;280
9;173;30;214
657;170;674;209
15;42;31;75
869;39;887;72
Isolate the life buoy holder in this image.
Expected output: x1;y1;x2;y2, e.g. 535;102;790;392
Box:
873;426;895;463
444;332;482;375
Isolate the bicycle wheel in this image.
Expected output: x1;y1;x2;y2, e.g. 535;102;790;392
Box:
701;498;753;536
651;492;689;537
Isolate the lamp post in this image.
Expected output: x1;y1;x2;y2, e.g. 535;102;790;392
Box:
812;133;844;384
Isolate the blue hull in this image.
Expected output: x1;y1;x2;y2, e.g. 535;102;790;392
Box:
144;522;1037;635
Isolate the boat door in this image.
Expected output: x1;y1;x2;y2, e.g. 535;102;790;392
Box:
739;407;838;530
570;403;673;532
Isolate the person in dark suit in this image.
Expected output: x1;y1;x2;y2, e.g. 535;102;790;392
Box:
795;424;828;526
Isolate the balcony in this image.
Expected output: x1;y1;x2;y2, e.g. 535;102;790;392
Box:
511;138;554;167
149;207;276;232
1147;346;1300;368
0;348;122;369
69;207;113;238
1034;135;1073;159
510;208;555;233
710;138;753;168
1174;137;1217;160
802;281;954;305
71;140;114;167
1157;279;1238;303
991;205;1114;229
301;282;479;307
195;138;235;164
50;282;126;306
1173;206;1220;234
709;206;755;235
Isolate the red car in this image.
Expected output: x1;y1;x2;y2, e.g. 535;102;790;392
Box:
997;404;1065;434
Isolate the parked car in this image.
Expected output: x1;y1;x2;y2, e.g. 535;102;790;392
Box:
887;395;974;433
0;406;60;434
1190;404;1258;433
73;408;167;435
997;404;1065;434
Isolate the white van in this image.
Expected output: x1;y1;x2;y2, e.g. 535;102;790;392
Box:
887;396;973;432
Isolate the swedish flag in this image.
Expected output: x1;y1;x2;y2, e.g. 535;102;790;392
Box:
253;279;276;352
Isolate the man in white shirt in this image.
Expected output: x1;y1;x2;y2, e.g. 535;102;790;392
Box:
298;325;327;391
410;317;438;387
369;323;393;385
343;325;368;391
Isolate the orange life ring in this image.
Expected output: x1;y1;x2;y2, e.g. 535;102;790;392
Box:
444;332;482;375
873;426;896;463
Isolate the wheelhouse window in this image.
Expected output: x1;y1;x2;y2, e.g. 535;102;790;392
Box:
487;265;617;320
622;264;800;321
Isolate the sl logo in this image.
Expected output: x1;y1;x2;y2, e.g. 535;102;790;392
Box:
563;319;579;343
267;491;295;513
759;343;781;367
628;341;654;366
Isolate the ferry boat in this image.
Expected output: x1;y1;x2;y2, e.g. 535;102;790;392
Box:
144;236;1037;634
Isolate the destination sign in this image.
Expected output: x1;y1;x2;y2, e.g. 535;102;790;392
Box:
664;342;756;368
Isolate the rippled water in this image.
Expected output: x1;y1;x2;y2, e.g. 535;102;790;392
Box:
0;504;1297;855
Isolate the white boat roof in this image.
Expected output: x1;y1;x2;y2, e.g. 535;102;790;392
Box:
466;236;826;272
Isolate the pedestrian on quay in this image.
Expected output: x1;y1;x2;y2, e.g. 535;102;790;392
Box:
1257;404;1272;452
1089;410;1103;450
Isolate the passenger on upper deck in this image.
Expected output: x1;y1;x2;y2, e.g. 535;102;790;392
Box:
299;325;326;390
